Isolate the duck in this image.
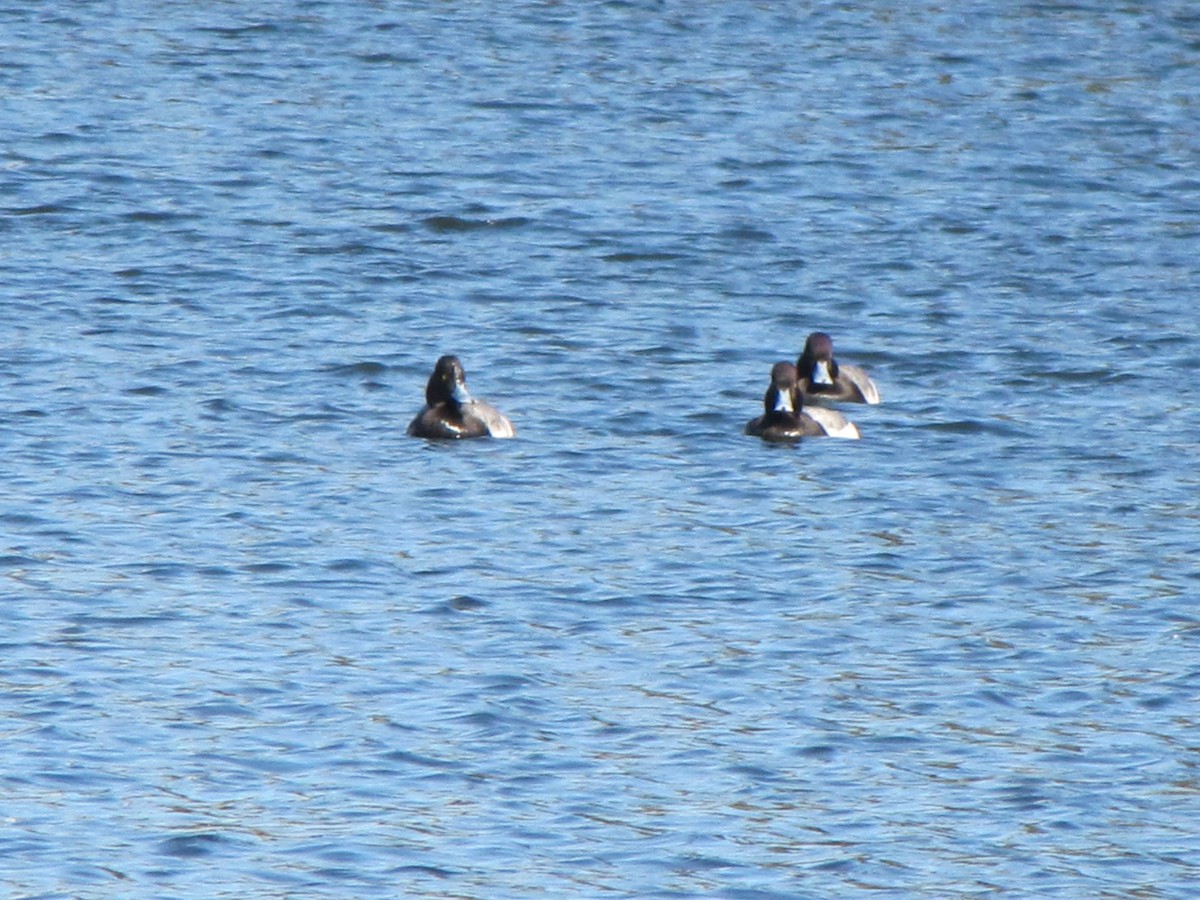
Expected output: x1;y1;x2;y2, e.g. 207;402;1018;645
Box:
796;332;881;404
745;362;860;441
407;355;515;439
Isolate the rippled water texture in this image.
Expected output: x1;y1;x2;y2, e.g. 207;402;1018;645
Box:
4;2;1200;897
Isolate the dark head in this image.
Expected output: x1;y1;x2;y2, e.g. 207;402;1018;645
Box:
763;361;803;420
425;355;472;408
797;331;839;390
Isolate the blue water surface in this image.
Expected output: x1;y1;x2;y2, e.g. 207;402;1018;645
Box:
3;2;1200;897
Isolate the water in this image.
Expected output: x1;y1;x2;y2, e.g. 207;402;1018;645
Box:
3;2;1200;897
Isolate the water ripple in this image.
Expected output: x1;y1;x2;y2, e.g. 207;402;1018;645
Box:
2;2;1198;898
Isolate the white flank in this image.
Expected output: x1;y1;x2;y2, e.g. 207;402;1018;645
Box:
805;406;861;439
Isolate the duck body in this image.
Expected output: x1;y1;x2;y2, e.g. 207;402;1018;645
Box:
797;332;881;405
745;362;860;441
407;355;515;440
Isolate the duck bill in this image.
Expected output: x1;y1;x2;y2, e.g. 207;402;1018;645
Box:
451;383;472;404
772;389;794;414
